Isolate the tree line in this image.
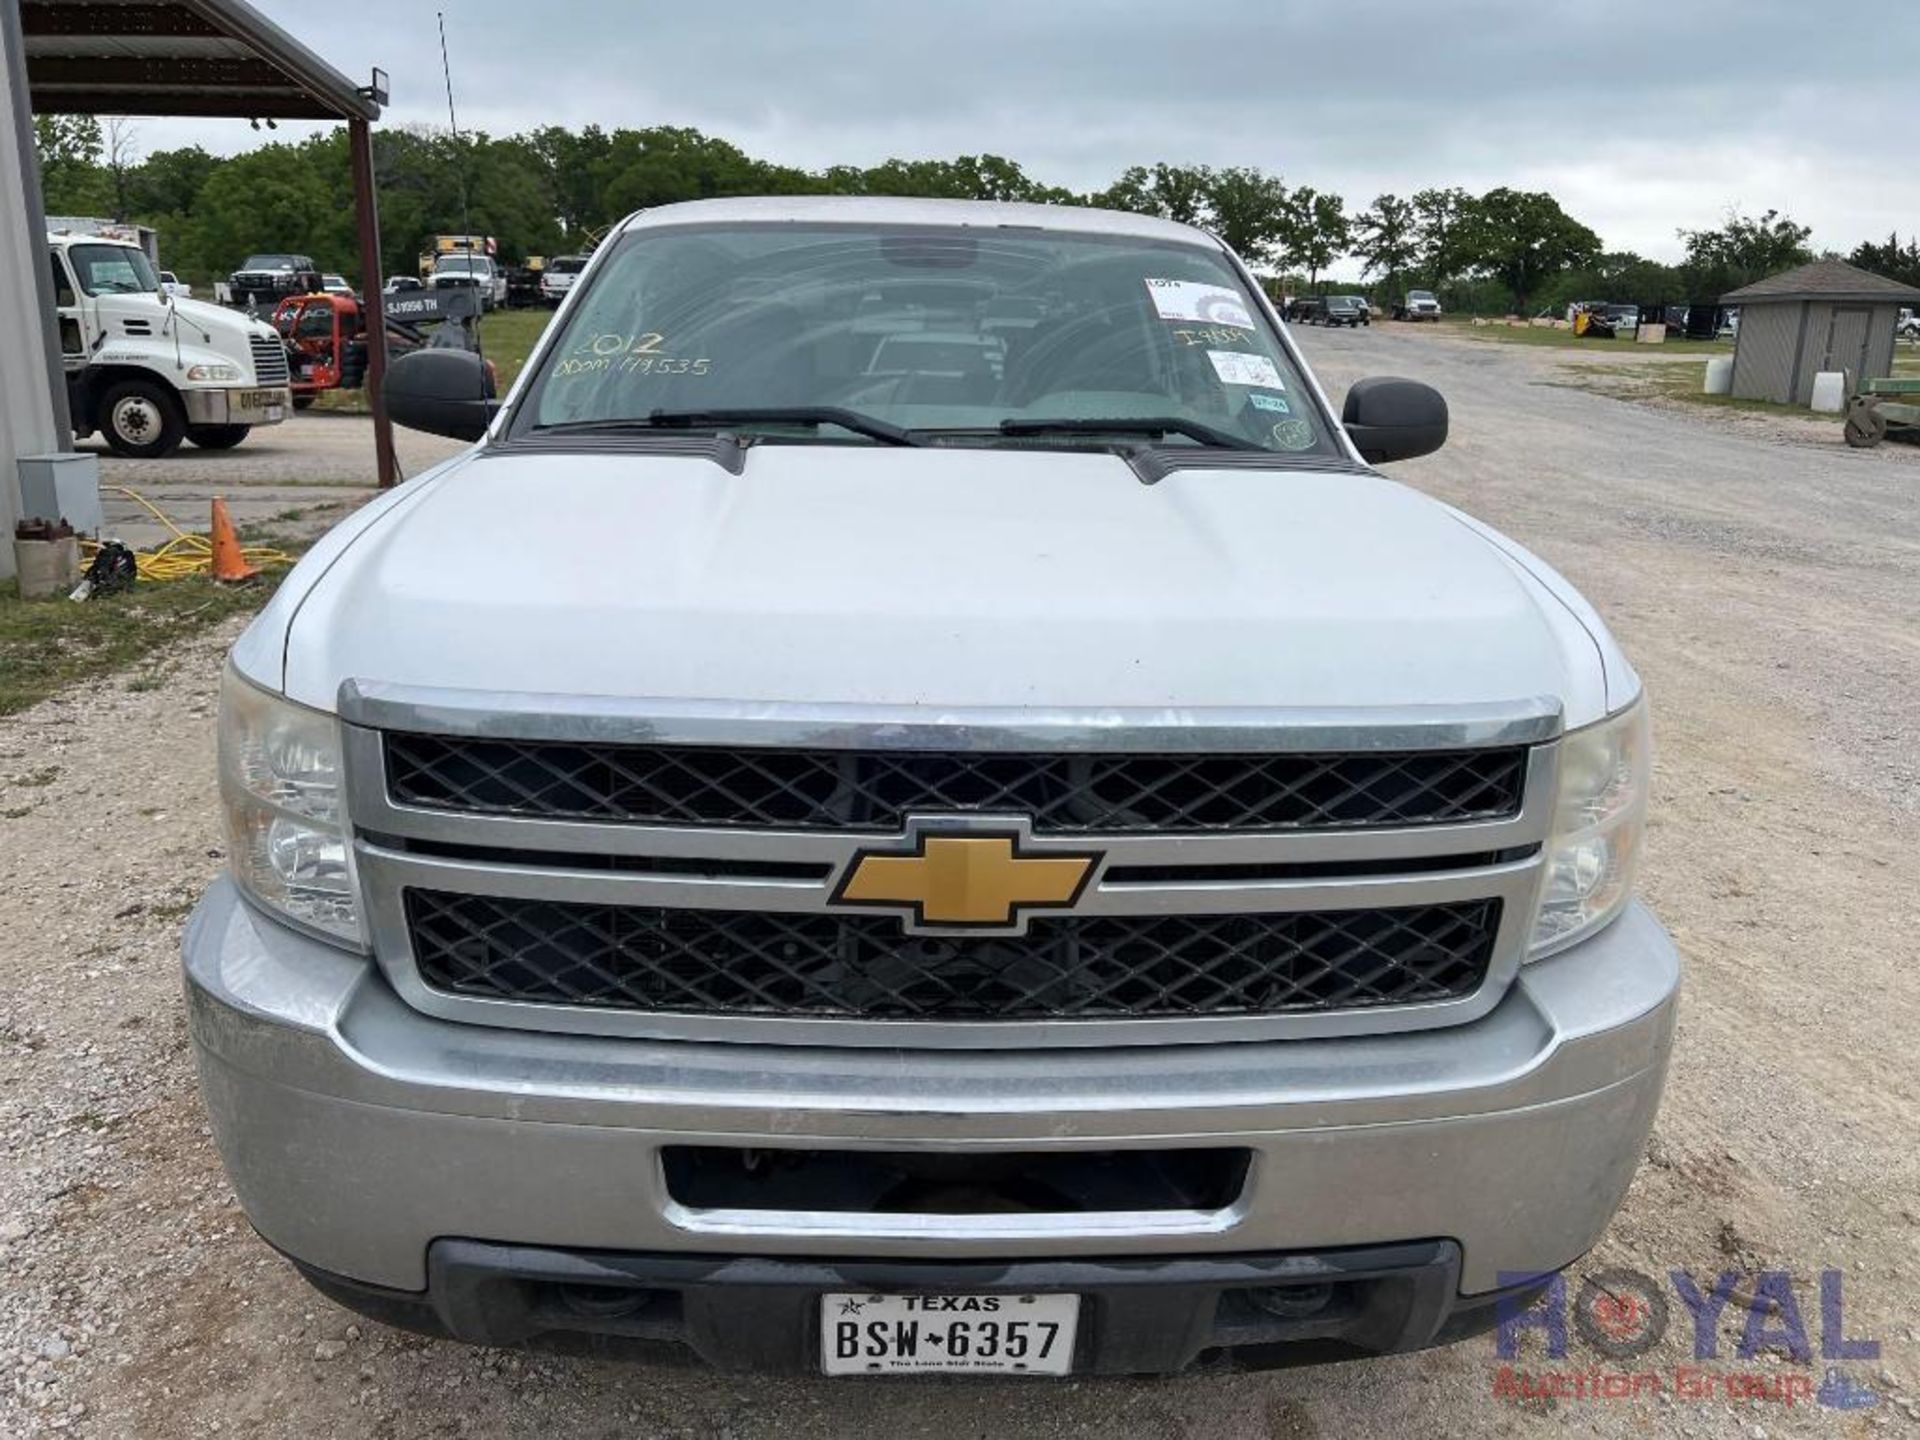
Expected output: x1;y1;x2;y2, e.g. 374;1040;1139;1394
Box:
32;113;1918;313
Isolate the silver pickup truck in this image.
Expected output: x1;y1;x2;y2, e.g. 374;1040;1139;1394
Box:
186;196;1675;1377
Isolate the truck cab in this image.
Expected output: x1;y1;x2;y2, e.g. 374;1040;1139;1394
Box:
1399;289;1443;321
537;254;586;306
427;253;505;312
48;230;292;457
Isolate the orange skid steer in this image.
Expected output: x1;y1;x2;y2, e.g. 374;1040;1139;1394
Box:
270;293;425;409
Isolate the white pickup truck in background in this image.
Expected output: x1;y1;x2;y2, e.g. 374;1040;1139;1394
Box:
427;252;507;311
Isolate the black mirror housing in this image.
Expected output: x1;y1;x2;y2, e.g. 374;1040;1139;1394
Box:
384;348;498;441
1342;376;1448;464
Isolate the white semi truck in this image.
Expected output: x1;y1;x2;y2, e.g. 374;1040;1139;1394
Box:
47;227;292;458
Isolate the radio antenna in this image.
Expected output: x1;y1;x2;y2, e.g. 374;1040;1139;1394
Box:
436;11;489;384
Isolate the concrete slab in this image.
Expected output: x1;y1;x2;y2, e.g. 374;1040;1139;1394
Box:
80;412;465;549
82;410;465;488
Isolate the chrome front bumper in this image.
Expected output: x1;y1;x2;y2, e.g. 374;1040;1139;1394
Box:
182;386;291;426
184;878;1677;1296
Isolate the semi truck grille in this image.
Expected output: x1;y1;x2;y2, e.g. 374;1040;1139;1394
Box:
249;335;289;385
404;890;1500;1021
383;735;1527;834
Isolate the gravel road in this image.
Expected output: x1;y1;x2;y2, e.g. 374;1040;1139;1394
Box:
89;413;463;549
2;324;1915;1439
86;411;465;489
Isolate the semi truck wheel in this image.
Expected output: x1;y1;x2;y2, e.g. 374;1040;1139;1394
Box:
187;424;253;450
99;378;186;459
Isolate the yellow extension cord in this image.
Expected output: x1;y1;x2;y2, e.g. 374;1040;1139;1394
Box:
84;486;297;582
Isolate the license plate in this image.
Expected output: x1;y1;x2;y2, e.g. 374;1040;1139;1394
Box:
820;1292;1078;1376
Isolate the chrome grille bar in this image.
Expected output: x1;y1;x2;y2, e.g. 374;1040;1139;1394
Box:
338;687;1560;1049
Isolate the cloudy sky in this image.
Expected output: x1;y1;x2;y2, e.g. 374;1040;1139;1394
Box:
134;0;1916;266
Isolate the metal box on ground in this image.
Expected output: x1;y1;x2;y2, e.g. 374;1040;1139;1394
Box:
16;452;103;533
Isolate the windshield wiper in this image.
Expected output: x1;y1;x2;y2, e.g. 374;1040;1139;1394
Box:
992;416;1258;450
645;407;923;447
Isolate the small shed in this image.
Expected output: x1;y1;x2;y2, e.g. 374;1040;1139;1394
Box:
1723;260;1920;405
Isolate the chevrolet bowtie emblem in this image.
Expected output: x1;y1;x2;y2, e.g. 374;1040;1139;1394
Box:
833;821;1100;933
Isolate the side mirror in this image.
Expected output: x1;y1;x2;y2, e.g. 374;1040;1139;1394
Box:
384;347;498;441
1342;376;1447;464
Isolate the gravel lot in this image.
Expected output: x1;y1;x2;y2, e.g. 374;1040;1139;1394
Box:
2;324;1916;1438
88;413;463;549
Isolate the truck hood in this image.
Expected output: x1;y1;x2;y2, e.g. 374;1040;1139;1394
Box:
269;445;1616;725
88;291;277;365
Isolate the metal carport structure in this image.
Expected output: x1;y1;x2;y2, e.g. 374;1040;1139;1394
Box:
1;0;395;569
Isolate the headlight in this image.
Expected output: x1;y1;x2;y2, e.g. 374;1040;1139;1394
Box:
218;667;364;946
1528;696;1650;959
186;363;241;382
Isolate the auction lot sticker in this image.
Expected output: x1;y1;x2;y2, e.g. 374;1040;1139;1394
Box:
1144;278;1255;330
1208;350;1285;388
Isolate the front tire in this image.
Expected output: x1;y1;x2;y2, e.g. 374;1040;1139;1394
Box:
99;378;186;458
187;424;252;450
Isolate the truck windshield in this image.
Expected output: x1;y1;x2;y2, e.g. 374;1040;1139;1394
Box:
519;222;1333;456
243;255;296;269
437;257;488;274
69;243;160;295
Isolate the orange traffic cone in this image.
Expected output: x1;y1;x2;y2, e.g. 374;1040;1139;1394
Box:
209;499;258;583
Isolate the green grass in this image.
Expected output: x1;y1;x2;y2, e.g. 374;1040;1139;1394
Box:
0;544;300;717
314;307;555;415
1561;344;1917;416
1449;318;1735;356
474;308;554;389
1551;358;1845;421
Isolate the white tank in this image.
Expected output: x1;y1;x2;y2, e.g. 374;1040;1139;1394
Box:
1809;371;1848;413
1703;356;1733;395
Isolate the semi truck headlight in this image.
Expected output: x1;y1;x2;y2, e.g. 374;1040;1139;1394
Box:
218;667;364;947
1529;696;1650;959
186;363;241;382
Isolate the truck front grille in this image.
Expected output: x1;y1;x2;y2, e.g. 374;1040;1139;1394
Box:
404;889;1500;1021
383;734;1527;834
249;335;289;385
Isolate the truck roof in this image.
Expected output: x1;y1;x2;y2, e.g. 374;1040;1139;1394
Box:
613;195;1222;248
46;227;142;247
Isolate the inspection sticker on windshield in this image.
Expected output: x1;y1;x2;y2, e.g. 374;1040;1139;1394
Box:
1144;278;1255;329
1248;391;1290;414
1208;350;1285;388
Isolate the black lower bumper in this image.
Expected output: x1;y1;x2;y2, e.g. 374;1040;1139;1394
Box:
294;1240;1546;1375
